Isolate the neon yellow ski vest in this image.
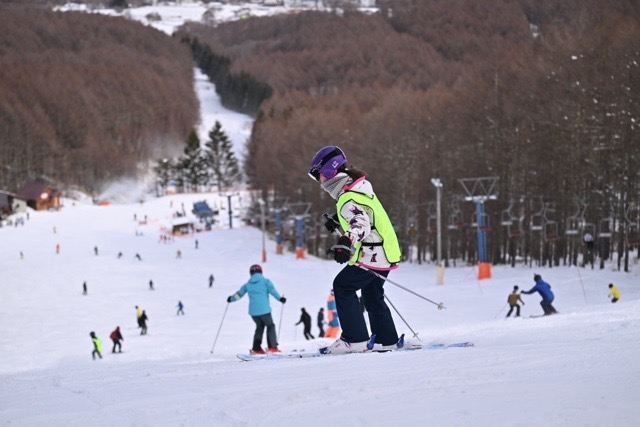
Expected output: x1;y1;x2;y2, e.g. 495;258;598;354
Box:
336;190;401;265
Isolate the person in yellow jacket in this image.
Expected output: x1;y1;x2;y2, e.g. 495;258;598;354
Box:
90;331;102;360
506;286;525;317
608;283;621;303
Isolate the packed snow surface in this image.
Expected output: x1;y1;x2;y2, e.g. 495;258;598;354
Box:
1;195;639;425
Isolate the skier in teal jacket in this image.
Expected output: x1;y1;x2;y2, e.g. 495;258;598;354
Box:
227;264;286;354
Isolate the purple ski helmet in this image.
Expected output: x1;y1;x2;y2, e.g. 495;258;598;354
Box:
308;146;347;181
249;264;263;275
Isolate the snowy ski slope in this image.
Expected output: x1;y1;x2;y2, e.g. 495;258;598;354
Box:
1;196;639;425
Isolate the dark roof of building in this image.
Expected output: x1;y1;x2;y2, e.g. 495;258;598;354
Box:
192;201;215;217
17;180;58;201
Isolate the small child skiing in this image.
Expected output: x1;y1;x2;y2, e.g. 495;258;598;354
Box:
209;274;215;288
149;279;154;290
608;283;621;303
227;264;286;354
82;281;87;296
135;305;143;329
176;300;185;315
110;326;124;353
506;286;525;317
90;331;102;360
295;308;315;340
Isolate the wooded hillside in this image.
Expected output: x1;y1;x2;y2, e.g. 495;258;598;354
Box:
180;1;639;268
0;6;198;192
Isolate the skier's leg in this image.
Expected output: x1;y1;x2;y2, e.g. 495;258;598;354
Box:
112;341;117;353
516;305;521;317
251;315;265;351
333;265;370;343
263;314;278;348
360;271;398;346
506;306;514;317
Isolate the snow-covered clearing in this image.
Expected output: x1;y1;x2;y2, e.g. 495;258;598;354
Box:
1;195;639;425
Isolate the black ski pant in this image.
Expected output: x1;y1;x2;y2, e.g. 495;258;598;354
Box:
318;323;325;337
541;298;558;315
252;313;277;351
92;349;102;360
303;323;315;340
333;265;398;346
112;340;122;353
506;304;521;317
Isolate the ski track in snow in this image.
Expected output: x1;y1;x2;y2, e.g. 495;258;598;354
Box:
1;196;639;425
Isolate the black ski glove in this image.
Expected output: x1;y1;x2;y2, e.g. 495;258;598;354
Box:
226;296;233;303
280;297;287;303
332;235;353;264
323;213;341;234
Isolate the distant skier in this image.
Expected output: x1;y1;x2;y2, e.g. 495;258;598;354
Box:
195;239;199;249
176;300;185;315
117;252;123;259
295;308;315;340
135;253;142;261
505;285;525;317
608;283;621;303
94;246;99;256
19;251;24;260
226;264;286;354
135;305;143;329
209;274;215;288
176;250;182;259
82;281;87;296
325;290;340;338
522;274;558;315
149;279;154;290
110;326;124;353
90;331;102;360
139;310;149;335
317;307;325;337
55;243;60;254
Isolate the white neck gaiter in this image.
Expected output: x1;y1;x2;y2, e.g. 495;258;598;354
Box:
321;172;351;200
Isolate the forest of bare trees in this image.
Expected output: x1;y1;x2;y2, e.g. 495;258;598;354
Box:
180;0;639;270
0;5;198;192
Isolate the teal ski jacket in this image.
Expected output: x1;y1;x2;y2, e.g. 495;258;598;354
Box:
229;273;282;316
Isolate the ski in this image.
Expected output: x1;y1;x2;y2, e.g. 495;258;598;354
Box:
236;338;473;361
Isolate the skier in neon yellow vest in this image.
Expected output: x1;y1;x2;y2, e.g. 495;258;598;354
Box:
308;146;402;354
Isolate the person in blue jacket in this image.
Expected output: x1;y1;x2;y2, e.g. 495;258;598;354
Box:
522;274;558;315
227;264;286;354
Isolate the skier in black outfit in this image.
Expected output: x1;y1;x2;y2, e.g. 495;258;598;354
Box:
295;308;315;340
176;300;184;315
110;326;124;353
209;274;215;288
82;281;87;295
317;307;325;337
139;310;148;335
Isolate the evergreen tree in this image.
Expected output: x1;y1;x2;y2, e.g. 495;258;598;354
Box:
204;121;240;192
153;158;173;196
179;130;209;192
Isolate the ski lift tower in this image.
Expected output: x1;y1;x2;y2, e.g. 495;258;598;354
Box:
272;197;289;255
459;177;499;280
288;202;311;259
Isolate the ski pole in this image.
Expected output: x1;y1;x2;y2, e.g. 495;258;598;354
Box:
210;302;229;355
575;266;588;304
384;294;420;340
277;297;285;341
357;264;446;310
494;302;508;319
323;219;446;310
